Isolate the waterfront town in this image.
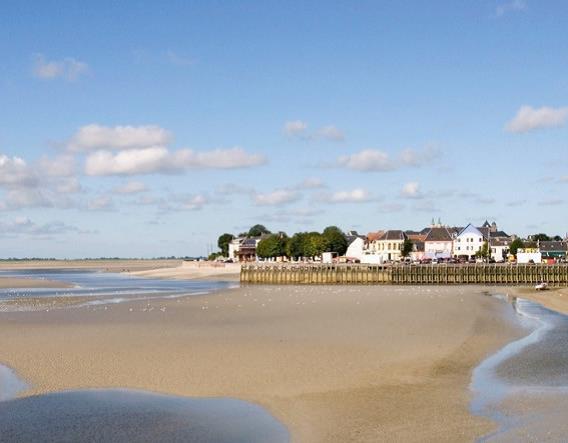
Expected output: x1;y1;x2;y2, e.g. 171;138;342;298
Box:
219;220;568;265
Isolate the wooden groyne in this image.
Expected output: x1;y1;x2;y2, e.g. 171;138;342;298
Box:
240;263;568;286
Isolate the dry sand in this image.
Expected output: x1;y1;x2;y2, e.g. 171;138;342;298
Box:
128;260;241;281
0;259;182;273
0;284;524;442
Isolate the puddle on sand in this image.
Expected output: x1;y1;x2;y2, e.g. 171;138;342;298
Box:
0;364;27;402
471;295;568;442
0;389;289;443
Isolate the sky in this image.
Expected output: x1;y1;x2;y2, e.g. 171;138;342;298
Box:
1;0;567;258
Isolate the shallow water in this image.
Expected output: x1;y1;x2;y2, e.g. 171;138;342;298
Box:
0;269;234;309
471;296;568;441
0;365;27;402
0;389;289;443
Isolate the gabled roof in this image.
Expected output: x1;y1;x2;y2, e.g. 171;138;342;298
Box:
378;230;406;241
458;223;484;238
539;241;568;252
424;227;453;242
490;230;510;238
407;233;427;242
367;231;384;242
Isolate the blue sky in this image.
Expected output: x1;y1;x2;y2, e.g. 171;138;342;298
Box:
1;0;567;258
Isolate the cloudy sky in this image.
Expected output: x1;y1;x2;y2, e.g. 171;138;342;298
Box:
1;1;567;258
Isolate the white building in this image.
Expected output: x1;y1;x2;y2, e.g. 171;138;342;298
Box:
345;237;365;262
454;224;485;258
374;230;407;262
424;227;454;259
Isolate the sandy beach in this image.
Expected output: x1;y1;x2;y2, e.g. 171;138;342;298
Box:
128;261;241;281
0;259;182;273
0;284;524;442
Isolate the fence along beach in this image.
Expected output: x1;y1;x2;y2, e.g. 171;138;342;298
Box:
241;263;568;286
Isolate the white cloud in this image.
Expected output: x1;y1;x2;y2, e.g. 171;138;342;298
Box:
296;177;325;189
320;188;372;204
0;217;85;238
317;125;345;141
180;194;208;210
495;0;527;17
400;182;423;199
85;146;265;176
55;177;82;194
506;105;568;133
32;54;89;81
254;189;300;206
38;155;76;177
68;124;172;151
2;188;52;209
88;195;114;211
0;155;38;187
283;120;308;137
0;153;81;210
114;181;148;194
338;149;394;172
284;120;345;142
400;146;440;167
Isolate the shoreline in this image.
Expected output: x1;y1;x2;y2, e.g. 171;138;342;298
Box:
0;284;525;442
509;286;568;316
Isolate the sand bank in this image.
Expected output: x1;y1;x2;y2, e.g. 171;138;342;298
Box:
0;277;73;289
510;286;568;316
0;259;182;273
0;285;523;442
128;261;241;281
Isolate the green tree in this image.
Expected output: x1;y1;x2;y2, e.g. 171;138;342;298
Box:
401;238;413;257
286;232;308;259
208;252;222;261
509;238;524;257
553;235;563;241
248;224;271;237
322;226;348;255
217;233;234;256
256;233;287;259
475;241;490;259
532;233;551;242
304;232;327;258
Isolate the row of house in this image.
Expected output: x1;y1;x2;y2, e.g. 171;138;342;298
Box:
348;221;514;263
225;221;568;264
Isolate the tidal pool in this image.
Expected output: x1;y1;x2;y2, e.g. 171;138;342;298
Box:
0;389;289;443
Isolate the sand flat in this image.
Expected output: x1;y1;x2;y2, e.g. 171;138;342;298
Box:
0;285;523;442
0;277;73;289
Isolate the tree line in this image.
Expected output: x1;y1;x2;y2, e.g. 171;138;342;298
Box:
215;224;349;260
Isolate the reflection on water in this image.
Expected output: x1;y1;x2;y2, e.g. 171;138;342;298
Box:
0;269;235;309
0;389;289;443
471;295;568;441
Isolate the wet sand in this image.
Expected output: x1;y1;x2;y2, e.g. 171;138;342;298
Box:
0;285;524;442
0;277;73;289
510;286;568;316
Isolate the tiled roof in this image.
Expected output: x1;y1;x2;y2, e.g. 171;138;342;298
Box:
367;231;384;242
424;227;453;242
378;230;406;241
539;241;568;252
